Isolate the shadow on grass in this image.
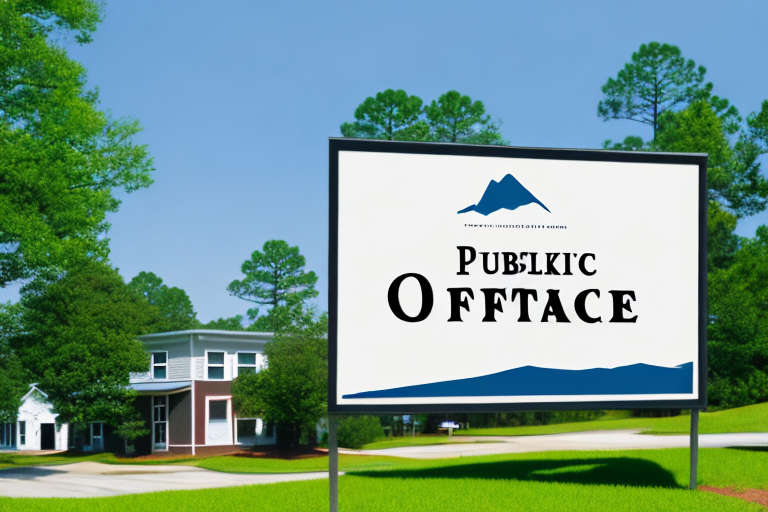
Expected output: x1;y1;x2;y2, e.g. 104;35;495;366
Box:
725;446;768;453
350;457;681;489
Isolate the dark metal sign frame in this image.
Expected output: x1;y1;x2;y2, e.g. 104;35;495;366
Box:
328;138;707;415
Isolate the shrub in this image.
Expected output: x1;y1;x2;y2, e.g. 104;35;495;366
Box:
336;415;382;449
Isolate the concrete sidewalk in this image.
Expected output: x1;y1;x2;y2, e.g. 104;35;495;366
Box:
0;461;336;498
341;430;768;459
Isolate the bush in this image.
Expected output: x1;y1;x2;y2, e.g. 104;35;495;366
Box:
336;415;382;449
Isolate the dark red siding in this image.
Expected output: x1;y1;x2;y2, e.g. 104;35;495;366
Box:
193;380;232;446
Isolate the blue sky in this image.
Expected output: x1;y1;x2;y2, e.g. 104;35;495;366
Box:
8;1;768;322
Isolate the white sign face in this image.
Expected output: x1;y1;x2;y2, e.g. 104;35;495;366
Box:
330;141;705;412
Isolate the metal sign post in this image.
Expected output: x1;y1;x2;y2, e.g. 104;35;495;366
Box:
690;408;699;490
329;414;339;512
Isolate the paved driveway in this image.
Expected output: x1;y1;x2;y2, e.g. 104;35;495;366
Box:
342;430;768;459
2;431;767;498
0;461;335;498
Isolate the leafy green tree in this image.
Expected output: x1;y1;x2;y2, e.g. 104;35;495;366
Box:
232;316;328;448
654;101;768;217
598;42;709;140
601;135;647;152
748;100;768;150
129;271;199;332
228;240;318;332
425;90;507;145
340;89;425;141
200;315;245;331
707;202;739;272
0;302;27;422
12;260;153;439
342;89;508;145
0;0;153;288
707;226;768;408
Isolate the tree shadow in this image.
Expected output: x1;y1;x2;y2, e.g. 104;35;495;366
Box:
725;446;768;453
350;457;681;489
0;466;65;480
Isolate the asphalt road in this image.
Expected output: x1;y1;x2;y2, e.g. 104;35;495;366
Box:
2;430;767;498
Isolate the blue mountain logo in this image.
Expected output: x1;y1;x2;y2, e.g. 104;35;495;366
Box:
342;362;693;399
458;173;550;215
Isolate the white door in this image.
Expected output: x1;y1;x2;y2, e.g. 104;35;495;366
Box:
206;399;232;445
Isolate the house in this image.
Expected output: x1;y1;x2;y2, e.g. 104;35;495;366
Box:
125;329;277;456
0;384;68;451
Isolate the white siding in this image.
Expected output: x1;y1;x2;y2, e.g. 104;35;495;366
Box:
193;357;204;379
139;333;270;382
141;340;194;380
191;340;267;381
169;356;191;380
130;371;151;382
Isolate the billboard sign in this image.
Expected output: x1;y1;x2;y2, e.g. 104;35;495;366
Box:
329;139;706;413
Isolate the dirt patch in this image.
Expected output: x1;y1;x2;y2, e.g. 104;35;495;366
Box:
233;447;328;460
116;453;197;463
700;486;768;509
100;470;168;475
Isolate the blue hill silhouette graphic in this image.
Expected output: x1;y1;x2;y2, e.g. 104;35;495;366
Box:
342;362;693;398
458;173;551;215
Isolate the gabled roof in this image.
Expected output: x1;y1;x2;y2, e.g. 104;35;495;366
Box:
21;383;48;402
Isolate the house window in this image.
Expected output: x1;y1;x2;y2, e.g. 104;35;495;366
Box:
236;418;258;446
209;400;227;420
207;352;225;379
1;423;14;446
153;396;168;451
151;352;168;379
237;352;258;376
19;421;26;445
88;422;104;451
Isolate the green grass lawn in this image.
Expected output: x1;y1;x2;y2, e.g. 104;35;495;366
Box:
1;448;765;511
195;453;424;474
360;434;501;450
0;452;117;470
0;451;205;470
456;401;768;437
1;477;762;512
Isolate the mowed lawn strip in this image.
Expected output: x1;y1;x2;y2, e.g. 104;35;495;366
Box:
1;448;765;511
455;402;768;437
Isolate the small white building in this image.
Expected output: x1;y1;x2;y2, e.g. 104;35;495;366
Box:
0;384;68;451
